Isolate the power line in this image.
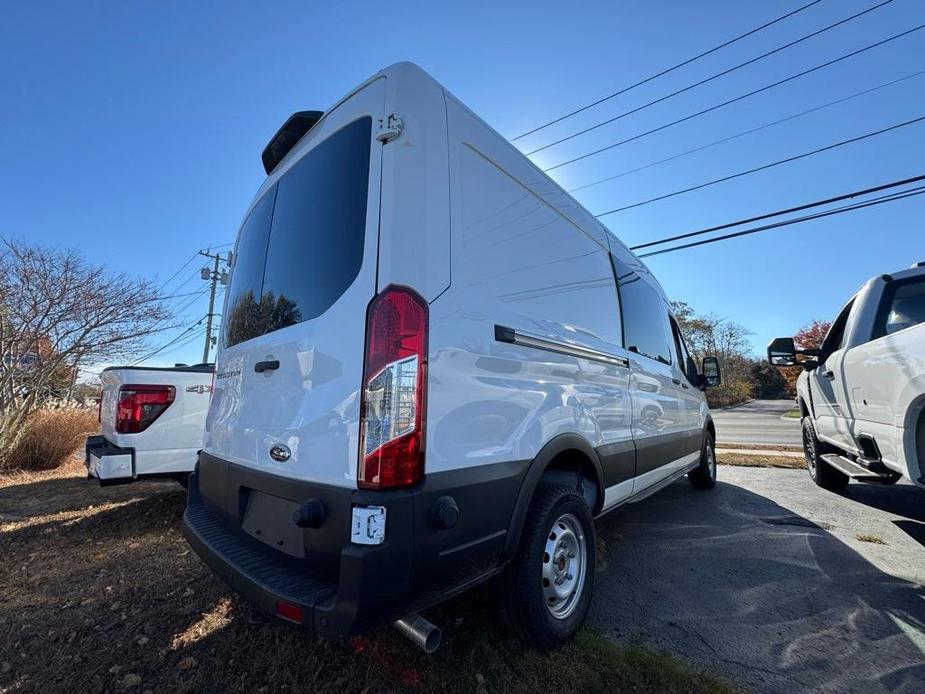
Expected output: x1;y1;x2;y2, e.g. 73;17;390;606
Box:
510;0;824;141
132;316;207;365
163;266;204;296
630;173;925;250
544;23;925;172
160;289;207;302
569;69;925;194
637;185;925;258
148;328;209;361
595;114;925;216
526;0;894;156
169;287;210;316
156;252;199;292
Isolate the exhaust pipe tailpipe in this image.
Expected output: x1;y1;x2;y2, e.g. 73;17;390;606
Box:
393;613;442;653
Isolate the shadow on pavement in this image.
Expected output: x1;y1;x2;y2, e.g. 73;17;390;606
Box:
842;482;925;523
591;479;925;694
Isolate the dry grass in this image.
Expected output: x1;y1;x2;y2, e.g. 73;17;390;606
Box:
717;452;805;469
0;465;733;694
3;407;98;472
717;442;803;452
856;533;887;545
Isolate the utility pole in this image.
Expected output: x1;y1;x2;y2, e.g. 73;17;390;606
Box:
198;249;231;364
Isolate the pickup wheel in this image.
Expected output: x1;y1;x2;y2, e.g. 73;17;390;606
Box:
498;483;595;650
802;417;848;492
688;431;717;490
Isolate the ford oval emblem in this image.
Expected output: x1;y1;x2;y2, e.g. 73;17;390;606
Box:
269;444;291;462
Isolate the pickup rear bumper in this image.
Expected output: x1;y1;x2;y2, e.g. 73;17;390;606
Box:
85;435;134;484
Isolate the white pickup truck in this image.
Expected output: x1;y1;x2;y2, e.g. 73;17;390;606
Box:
85;363;213;486
769;262;925;491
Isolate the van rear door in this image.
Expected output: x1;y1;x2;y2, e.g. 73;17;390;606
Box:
205;78;385;488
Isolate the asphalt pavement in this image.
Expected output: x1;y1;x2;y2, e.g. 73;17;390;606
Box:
591;465;925;694
712;399;802;447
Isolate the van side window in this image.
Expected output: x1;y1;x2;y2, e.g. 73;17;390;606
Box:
612;256;672;365
670;316;698;383
873;277;925;339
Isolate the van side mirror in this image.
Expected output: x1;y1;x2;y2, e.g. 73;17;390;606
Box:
701;356;721;388
768;337;797;366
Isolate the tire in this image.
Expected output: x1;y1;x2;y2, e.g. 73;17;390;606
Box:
688;431;717;490
498;483;595;650
801;417;848;492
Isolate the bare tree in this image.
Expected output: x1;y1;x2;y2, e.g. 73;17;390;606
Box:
0;239;172;455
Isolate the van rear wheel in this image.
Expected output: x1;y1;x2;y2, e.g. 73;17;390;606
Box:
498;483;595;650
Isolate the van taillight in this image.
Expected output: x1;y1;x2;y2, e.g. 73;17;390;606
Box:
116;384;176;434
358;286;427;489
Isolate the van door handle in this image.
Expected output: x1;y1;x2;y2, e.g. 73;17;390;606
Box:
681;382;689;389
671;377;682;385
823;370;835;380
254;360;280;373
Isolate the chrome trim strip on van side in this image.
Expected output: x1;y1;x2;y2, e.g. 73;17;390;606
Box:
494;325;630;368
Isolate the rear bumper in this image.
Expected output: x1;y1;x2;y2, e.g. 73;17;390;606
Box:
183;451;527;639
85;435;134;483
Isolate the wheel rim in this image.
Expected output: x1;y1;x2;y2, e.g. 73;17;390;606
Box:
706;442;716;480
803;423;817;476
542;513;587;620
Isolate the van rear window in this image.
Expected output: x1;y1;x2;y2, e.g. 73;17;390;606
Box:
223;117;372;348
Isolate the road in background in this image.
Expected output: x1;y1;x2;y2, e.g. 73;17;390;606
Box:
712;399;802;447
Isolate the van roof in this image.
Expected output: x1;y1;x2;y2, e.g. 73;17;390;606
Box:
376;63;661;289
247;61;664;297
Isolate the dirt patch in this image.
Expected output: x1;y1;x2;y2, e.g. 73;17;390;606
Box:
0;466;732;693
717;452;805;469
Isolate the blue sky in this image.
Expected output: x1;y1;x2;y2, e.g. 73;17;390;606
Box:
1;0;923;369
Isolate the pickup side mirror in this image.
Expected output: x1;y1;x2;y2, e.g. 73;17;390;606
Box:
768;337;821;369
701;356;721;388
768;337;798;366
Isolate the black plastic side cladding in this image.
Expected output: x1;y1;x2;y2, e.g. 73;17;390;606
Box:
503;434;606;561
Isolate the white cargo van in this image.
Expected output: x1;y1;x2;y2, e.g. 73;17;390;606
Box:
184;62;721;650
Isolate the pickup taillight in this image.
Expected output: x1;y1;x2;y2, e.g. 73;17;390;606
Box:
116;384;176;434
358;286;428;489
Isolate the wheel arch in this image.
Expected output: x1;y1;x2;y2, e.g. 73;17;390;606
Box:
503;434;605;562
705;416;716;443
903;393;925;484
